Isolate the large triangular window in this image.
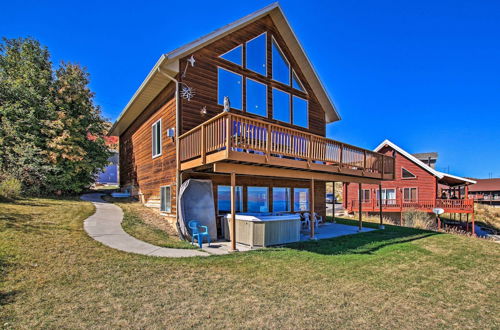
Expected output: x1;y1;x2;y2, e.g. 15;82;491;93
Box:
292;70;305;92
246;33;267;75
401;167;416;179
220;45;243;66
272;37;290;85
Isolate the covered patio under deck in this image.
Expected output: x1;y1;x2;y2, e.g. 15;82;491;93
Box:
182;162;388;251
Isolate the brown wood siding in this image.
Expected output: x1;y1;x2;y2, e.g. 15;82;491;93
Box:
344;146;438;204
178;15;326;136
186;173;326;220
119;82;177;213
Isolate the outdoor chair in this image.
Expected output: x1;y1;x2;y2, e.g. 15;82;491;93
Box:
301;212;311;230
188;220;211;248
313;213;324;227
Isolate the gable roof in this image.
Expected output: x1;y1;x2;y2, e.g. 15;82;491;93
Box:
468;178;500;192
374;139;476;186
109;2;340;136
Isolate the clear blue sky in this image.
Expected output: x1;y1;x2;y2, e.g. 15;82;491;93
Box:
2;0;499;178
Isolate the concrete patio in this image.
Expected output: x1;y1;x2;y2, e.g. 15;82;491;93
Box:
300;222;376;241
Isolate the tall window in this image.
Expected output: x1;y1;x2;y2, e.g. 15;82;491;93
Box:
272;88;290;123
246;33;267;75
217;186;243;213
292;96;308;128
246;78;267;117
218;68;242;110
152;119;162;158
273;187;291;212
272;38;290;84
361;189;371;202
247;186;269;212
293;188;309;211
160;186;171;213
403;188;417;202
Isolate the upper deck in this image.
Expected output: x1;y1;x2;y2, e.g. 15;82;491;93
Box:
178;111;395;181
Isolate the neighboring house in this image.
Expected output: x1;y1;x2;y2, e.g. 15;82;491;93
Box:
469;178;500;205
96;151;119;185
108;3;395;247
413;152;438;169
344;140;477;222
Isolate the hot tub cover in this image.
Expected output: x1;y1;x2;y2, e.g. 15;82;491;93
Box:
178;179;217;240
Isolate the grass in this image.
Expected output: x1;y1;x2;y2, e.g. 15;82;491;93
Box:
1;197;499;328
103;196;196;249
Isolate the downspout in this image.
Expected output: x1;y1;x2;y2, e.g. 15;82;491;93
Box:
157;68;182;233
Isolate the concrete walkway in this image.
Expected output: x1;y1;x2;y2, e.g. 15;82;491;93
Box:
81;193;209;258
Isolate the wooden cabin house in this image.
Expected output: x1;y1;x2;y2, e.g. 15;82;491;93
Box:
344;140;477;232
109;3;395;248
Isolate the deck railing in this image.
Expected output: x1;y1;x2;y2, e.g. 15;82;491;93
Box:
348;198;474;213
179;112;395;178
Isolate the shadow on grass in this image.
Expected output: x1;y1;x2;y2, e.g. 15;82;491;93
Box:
286;219;440;256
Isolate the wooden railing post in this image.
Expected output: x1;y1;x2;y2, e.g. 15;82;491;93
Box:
307;134;312;167
266;123;271;162
339;143;343;168
225;113;231;157
201;124;206;164
363;150;367;170
381;155;385;177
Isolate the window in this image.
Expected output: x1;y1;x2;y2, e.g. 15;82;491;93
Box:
247;186;269;212
272;38;290;84
272;88;290;123
217;185;243;213
403;188;417;202
246;78;267;117
294;188;309;211
377;188;396;204
401;167;416;179
152;119;162;158
273;187;291;212
292;70;305;92
246;33;266;75
160;186;171;213
292;96;308;128
220;45;243;66
218;68;242;110
361;189;371;202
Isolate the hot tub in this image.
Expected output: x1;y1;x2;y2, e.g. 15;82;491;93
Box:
223;213;301;247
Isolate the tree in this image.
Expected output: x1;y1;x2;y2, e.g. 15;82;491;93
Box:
0;37;111;194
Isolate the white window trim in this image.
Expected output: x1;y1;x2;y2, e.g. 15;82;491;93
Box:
217;66;244;110
160;185;171;213
217;185;243;214
401;167;417;179
245;77;268;117
292;95;309;129
245;32;267;76
272;87;291;124
293;187;310;212
271;36;291;85
361;189;371;201
152;119;162;159
247;186;269;212
219;44;243;66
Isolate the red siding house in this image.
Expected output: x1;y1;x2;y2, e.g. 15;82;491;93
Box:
344;140;477;231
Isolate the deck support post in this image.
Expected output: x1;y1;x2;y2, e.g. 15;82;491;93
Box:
466;213;469;232
230;172;237;251
378;183;384;229
358;183;363;232
310;179;316;239
332;181;336;223
471;204;475;236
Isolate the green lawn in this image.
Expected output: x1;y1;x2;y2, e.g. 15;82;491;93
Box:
1;197;499;329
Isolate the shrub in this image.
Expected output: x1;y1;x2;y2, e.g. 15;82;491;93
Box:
402;209;435;230
0;175;22;199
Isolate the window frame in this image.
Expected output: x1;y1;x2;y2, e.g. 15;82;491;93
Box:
217;67;243;110
152;119;162;159
217;185;244;214
361;189;371;202
247;186;269;213
401;167;417;179
292;95;309;128
292;69;306;93
219;44;243;66
293;187;310;212
160;185;171;213
272;187;292;213
403;187;418;202
272;87;291;124
245;77;268;117
245;32;267;76
271;36;291;85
